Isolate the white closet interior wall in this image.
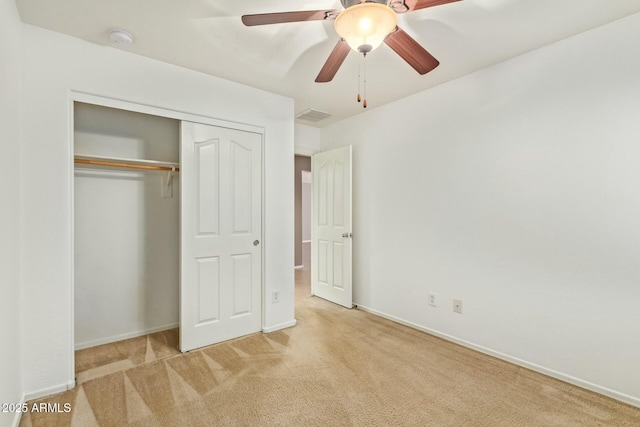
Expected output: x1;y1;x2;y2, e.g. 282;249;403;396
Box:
74;102;180;349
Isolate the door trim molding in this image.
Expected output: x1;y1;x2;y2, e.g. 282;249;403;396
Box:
71;91;265;134
294;146;318;157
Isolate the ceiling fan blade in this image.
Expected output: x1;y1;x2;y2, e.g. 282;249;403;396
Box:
389;0;460;13
384;27;439;75
242;10;339;27
403;0;461;12
315;39;351;83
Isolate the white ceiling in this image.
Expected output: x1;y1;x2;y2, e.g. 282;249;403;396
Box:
15;0;640;127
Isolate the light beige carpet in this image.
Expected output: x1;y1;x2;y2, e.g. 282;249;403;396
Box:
74;329;180;385
20;247;640;426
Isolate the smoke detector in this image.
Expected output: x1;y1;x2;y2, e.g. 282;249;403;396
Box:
109;29;134;46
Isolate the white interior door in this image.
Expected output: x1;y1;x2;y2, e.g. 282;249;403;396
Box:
180;121;262;352
312;146;352;308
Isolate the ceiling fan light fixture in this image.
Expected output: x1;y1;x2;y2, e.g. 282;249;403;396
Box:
334;3;397;55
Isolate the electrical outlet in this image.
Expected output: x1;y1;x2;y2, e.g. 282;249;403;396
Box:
272;290;280;304
453;299;463;314
428;292;437;307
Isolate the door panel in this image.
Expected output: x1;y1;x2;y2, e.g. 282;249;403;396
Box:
231;253;253;317
231;141;253;233
312;146;352;308
196;257;220;324
317;164;328;226
181;122;262;352
333;242;344;289
196;140;220;235
318;240;328;284
333;161;345;226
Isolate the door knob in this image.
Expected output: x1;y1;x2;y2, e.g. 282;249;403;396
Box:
253;240;260;246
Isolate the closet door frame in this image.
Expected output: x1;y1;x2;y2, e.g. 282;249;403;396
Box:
68;92;266;387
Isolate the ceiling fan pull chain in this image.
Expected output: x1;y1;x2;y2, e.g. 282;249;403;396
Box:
363;54;368;108
357;59;362;103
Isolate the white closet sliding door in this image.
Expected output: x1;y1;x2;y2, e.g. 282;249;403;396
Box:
180;121;262;352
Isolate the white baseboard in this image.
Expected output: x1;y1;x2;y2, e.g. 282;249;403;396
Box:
12;406;23;427
262;319;297;333
355;303;640;409
12;379;76;426
294;265;304;270
75;323;179;350
23;382;69;402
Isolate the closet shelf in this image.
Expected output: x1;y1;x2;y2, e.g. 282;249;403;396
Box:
74;154;180;172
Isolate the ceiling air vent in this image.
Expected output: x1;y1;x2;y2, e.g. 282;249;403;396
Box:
296;109;332;123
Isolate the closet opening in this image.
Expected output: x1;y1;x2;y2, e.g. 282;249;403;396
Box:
73;101;181;382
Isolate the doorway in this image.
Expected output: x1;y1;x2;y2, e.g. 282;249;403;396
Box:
294;155;312;299
73;101;181;382
73;102;180;348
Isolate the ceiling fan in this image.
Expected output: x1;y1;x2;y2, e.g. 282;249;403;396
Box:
242;0;461;83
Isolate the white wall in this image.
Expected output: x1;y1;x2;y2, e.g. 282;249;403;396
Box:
294;124;321;154
74;103;180;348
321;13;640;406
0;0;23;426
20;25;295;399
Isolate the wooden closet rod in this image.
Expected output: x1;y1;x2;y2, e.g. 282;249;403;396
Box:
74;157;180;172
